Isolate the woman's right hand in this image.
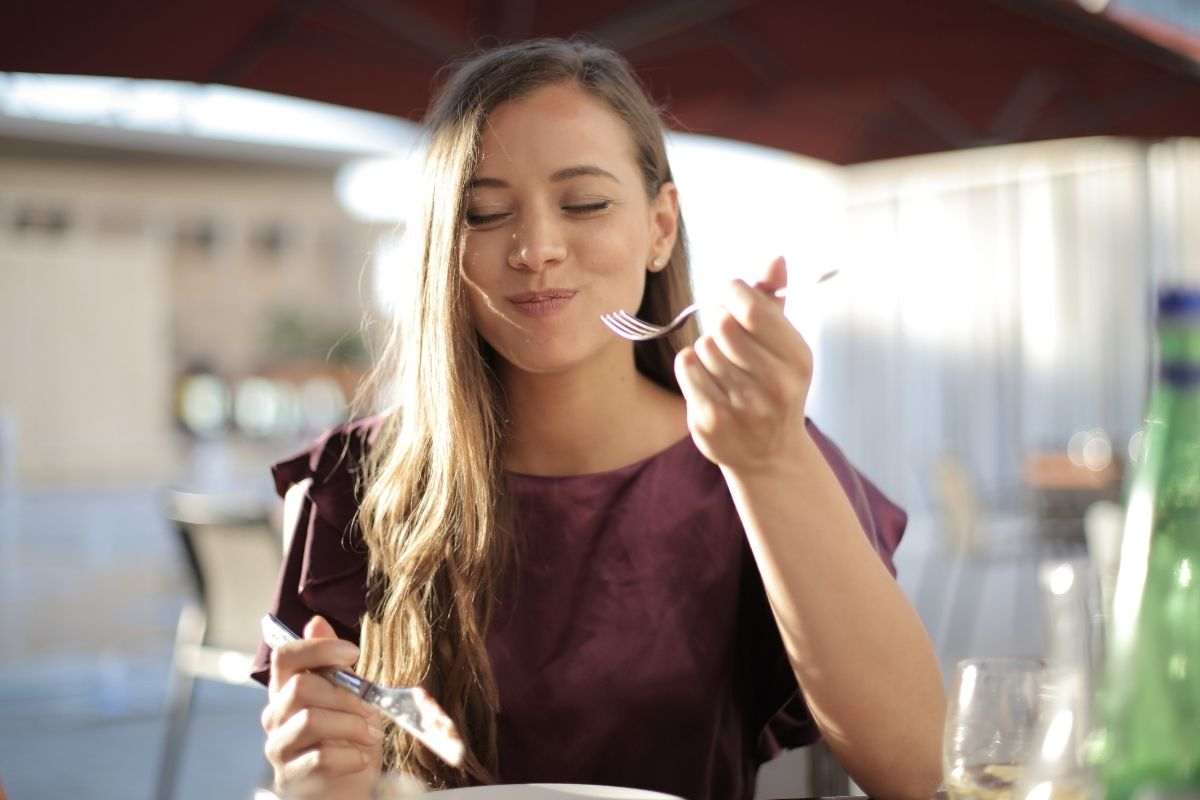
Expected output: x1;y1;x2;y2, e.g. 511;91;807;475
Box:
261;615;386;798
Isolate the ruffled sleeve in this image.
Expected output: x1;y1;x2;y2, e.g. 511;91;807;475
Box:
748;419;908;759
806;420;905;576
250;414;386;687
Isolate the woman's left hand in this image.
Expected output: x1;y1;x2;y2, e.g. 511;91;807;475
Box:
675;255;814;476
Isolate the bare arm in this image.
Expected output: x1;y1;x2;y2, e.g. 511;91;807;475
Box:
674;258;944;800
722;437;945;800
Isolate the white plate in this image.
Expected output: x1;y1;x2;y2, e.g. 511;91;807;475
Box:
423;785;684;799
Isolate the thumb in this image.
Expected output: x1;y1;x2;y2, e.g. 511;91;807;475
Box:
303;614;338;641
751;255;788;309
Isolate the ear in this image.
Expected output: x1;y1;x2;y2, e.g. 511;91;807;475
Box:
647;181;679;273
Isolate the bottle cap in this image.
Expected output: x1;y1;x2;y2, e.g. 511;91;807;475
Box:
1158;287;1200;319
1160;363;1200;386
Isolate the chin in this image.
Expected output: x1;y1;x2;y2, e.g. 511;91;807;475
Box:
505;352;585;376
492;339;595;376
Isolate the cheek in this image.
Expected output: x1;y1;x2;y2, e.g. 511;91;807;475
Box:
459;237;513;321
572;228;650;314
464;284;513;350
459;234;497;283
575;216;644;273
456;253;499;341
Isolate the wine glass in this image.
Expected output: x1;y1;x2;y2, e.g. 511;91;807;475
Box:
944;657;1045;800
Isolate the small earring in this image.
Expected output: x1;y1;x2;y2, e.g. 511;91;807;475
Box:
652;256;666;268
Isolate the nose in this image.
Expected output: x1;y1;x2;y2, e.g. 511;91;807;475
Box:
508;209;567;272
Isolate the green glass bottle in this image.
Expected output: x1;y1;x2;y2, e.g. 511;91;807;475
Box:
1094;288;1200;800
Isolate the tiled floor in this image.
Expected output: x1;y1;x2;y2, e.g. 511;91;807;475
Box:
0;480;1049;800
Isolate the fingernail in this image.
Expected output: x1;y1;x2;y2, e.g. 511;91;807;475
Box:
335;641;360;659
368;723;386;741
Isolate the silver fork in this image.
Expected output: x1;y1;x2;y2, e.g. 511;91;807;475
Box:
259;614;465;768
601;268;839;341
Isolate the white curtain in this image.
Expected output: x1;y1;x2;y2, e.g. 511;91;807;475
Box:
804;138;1197;514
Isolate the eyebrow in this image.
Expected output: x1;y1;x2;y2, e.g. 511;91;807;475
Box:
467;164;620;189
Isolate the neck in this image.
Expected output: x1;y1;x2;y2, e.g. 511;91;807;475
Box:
499;345;686;476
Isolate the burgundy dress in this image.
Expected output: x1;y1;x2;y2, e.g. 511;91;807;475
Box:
251;415;907;800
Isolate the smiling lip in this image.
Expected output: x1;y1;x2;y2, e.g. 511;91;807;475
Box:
507;289;578;318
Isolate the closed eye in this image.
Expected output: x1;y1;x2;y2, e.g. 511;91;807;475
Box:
564;201;611;215
465;210;511;228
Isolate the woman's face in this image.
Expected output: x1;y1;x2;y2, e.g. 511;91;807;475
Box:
459;80;677;377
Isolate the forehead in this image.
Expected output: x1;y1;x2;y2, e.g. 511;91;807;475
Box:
475;82;639;179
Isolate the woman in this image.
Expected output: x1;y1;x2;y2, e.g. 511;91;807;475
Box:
253;38;945;800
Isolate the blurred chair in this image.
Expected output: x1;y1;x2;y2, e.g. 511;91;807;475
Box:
1023;447;1122;547
156;490;281;800
923;454;1051;659
933;454;985;556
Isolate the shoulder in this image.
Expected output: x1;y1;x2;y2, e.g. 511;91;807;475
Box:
268;413;390;574
271;413;389;500
805;418;907;573
263;416;389;637
251;418;387;684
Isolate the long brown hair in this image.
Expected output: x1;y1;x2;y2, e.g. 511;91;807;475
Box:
353;38;698;787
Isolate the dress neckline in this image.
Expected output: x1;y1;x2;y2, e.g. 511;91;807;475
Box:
504;434;695;482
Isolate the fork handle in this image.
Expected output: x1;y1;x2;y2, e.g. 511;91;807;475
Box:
750;267;838;295
260;614;374;698
318;665;373;698
746;278;832;299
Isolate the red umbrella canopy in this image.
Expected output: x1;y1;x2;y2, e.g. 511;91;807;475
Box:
7;0;1200;164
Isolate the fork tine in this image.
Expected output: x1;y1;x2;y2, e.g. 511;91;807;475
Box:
601;311;649;335
599;312;629;335
602;299;700;341
601;313;660;340
618;315;671;338
613;311;664;335
601;313;653;340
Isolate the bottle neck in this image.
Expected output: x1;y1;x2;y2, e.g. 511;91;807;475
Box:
1158;320;1200;387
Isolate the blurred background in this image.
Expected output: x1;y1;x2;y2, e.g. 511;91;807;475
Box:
1;0;1199;798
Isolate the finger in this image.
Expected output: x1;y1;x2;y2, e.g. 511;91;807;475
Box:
725;278;808;364
675;347;727;413
304;614;338;641
750;255;788;305
693;334;761;413
263;672;374;733
268;615;351;693
269;636;359;694
271;706;385;762
709;309;783;377
278;743;371;784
